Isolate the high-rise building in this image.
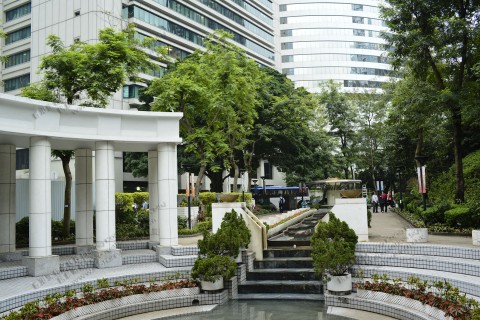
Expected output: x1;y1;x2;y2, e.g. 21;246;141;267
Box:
1;0;277;108
278;0;393;92
1;0;282;191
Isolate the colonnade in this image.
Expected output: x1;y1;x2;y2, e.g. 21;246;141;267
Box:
0;139;179;276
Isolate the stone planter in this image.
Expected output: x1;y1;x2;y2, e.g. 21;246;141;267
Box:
326;273;352;295
201;278;224;291
356;289;453;320
473;230;480;246
52;287;200;320
406;228;428;243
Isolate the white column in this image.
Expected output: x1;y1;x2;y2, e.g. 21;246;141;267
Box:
148;150;160;245
29;137;52;257
75;149;93;251
0;145;16;254
157;143;178;246
95;141;116;250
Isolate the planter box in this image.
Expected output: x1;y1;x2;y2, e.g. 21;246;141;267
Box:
356;289;452;320
473;230;480;246
201;278;224;291
327;273;352;295
52;287;200;320
406;228;428;243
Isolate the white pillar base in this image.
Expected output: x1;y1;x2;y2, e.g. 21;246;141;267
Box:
472;230;480;246
0;252;23;262
22;255;60;276
156;245;172;256
93;249;122;268
148;241;160;250
406;228;428;243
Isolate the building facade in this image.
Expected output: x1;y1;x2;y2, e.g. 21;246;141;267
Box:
1;0;280;192
278;0;393;92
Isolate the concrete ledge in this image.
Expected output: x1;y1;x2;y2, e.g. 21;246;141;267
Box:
267;209;315;237
22;255;60;277
93;249;122;269
473;230;480;246
325;293;433;320
0;252;23;262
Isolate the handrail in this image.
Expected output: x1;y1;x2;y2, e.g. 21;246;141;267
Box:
243;204;268;250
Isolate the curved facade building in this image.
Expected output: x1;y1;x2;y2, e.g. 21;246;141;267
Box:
278;0;392;92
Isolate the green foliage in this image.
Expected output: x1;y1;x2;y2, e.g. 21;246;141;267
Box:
22;24;156;106
191;254;237;282
177;216;188;229
16;217;75;246
444;206;473;228
421;205;448;226
198;192;217;217
367;209;372;228
96;278;110;289
198;210;251;258
311;213;358;277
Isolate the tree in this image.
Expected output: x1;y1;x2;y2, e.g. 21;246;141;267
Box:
318;81;358;179
22;24;156;237
148;31;264;193
381;0;480;202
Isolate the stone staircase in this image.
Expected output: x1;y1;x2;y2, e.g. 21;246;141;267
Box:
238;209;329;300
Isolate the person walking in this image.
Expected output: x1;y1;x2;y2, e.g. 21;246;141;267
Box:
380;191;388;212
371;192;379;213
279;195;285;213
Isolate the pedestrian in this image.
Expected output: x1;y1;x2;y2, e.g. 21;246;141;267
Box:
371;192;379;213
279;195;285;213
380;191;388;212
387;192;394;209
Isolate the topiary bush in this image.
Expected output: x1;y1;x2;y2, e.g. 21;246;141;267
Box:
198;192;217;218
311;213;358;277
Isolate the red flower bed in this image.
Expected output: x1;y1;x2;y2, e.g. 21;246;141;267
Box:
2;279;197;320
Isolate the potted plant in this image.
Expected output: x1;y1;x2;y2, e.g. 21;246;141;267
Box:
198;210;251;262
191;254;237;291
311;213;358;295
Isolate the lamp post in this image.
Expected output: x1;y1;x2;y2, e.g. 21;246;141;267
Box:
239;169;246;202
252;178;258;202
396;166;403;210
300;179;305;208
260;176;266;204
415;155;428;211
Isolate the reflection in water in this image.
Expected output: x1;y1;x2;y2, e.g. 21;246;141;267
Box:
166;300;350;320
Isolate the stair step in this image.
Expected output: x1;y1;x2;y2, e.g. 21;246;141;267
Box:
237;293;324;300
0;263;28;280
122;250;157;265
267;240;311;247
247;268;317;281
263;248;312;258
158;254;196;268
59;255;94;271
254;257;313;269
355;252;480;277
238;280;323;294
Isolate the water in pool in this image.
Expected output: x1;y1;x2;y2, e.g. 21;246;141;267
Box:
166;299;351;320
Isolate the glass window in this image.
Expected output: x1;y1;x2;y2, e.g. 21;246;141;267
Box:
5;26;31;45
282;55;293;63
352;17;364;24
352;4;363;11
5;3;31;22
4;74;30;92
353;29;365;36
4;50;30;68
122;84;144;99
281;29;292;37
16;149;29;170
279;4;287;11
264;162;273;179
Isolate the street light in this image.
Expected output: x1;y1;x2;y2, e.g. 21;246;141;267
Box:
299;179;305;208
260;176;266;204
239;169;246;202
252;178;258;202
415;155;428;211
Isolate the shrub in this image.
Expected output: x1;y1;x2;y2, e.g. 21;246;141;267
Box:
445;206;472;228
177;216;188;229
198;192;217;217
311;213;358;277
191;254;236;282
421;205;448;225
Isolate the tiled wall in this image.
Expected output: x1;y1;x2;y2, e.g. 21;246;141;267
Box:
356;243;480;260
325;294;432;320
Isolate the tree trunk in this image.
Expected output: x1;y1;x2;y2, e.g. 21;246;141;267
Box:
61;155;72;238
452;105;465;202
195;165;207;197
414;128;424;167
208;170;224;192
232;164;239;192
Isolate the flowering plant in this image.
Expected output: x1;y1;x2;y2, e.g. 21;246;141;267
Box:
355;273;479;320
1;278;197;320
